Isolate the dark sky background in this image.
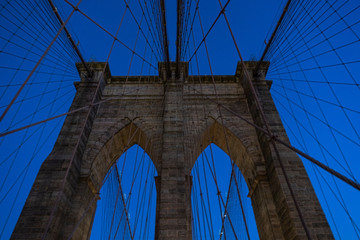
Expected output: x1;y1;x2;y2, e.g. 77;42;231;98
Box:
0;0;359;239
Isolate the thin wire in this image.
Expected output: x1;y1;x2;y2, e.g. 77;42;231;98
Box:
63;0;157;69
0;0;83;123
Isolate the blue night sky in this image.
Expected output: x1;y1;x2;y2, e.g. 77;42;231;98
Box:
0;0;359;239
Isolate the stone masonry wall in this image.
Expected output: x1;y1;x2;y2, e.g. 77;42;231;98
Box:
12;62;334;240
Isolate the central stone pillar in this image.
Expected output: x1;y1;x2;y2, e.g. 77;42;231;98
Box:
155;63;192;240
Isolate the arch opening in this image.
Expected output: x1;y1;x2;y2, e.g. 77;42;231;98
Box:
191;144;259;240
90;144;158;240
87;122;159;193
192;120;264;189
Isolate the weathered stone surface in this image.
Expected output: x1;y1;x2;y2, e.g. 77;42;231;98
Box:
12;62;333;240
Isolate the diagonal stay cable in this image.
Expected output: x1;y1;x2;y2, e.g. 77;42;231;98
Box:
137;0;163;60
271;89;358;179
121;0;160;62
47;0;92;76
43;4;139;230
114;165;133;239
218;0;315;237
272;89;360;236
188;0;231;62
281;11;360;166
272;82;360;115
268;2;360;78
0;83;142;138
66;123;144;239
0;0;83;123
63;0;157;69
197;7;247;239
187;85;360;191
182;0;200;59
268;76;359;86
256;0;292;72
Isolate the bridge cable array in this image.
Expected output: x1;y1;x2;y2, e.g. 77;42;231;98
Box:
0;0;359;239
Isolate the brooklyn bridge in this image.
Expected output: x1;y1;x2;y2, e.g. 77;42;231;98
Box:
0;0;359;239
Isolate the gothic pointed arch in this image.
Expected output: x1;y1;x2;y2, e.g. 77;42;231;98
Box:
89;143;158;239
192;120;285;239
85;122;157;193
194;120;264;187
191;143;260;239
12;62;334;240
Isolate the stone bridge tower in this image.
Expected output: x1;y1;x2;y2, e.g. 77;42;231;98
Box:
12;61;334;239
